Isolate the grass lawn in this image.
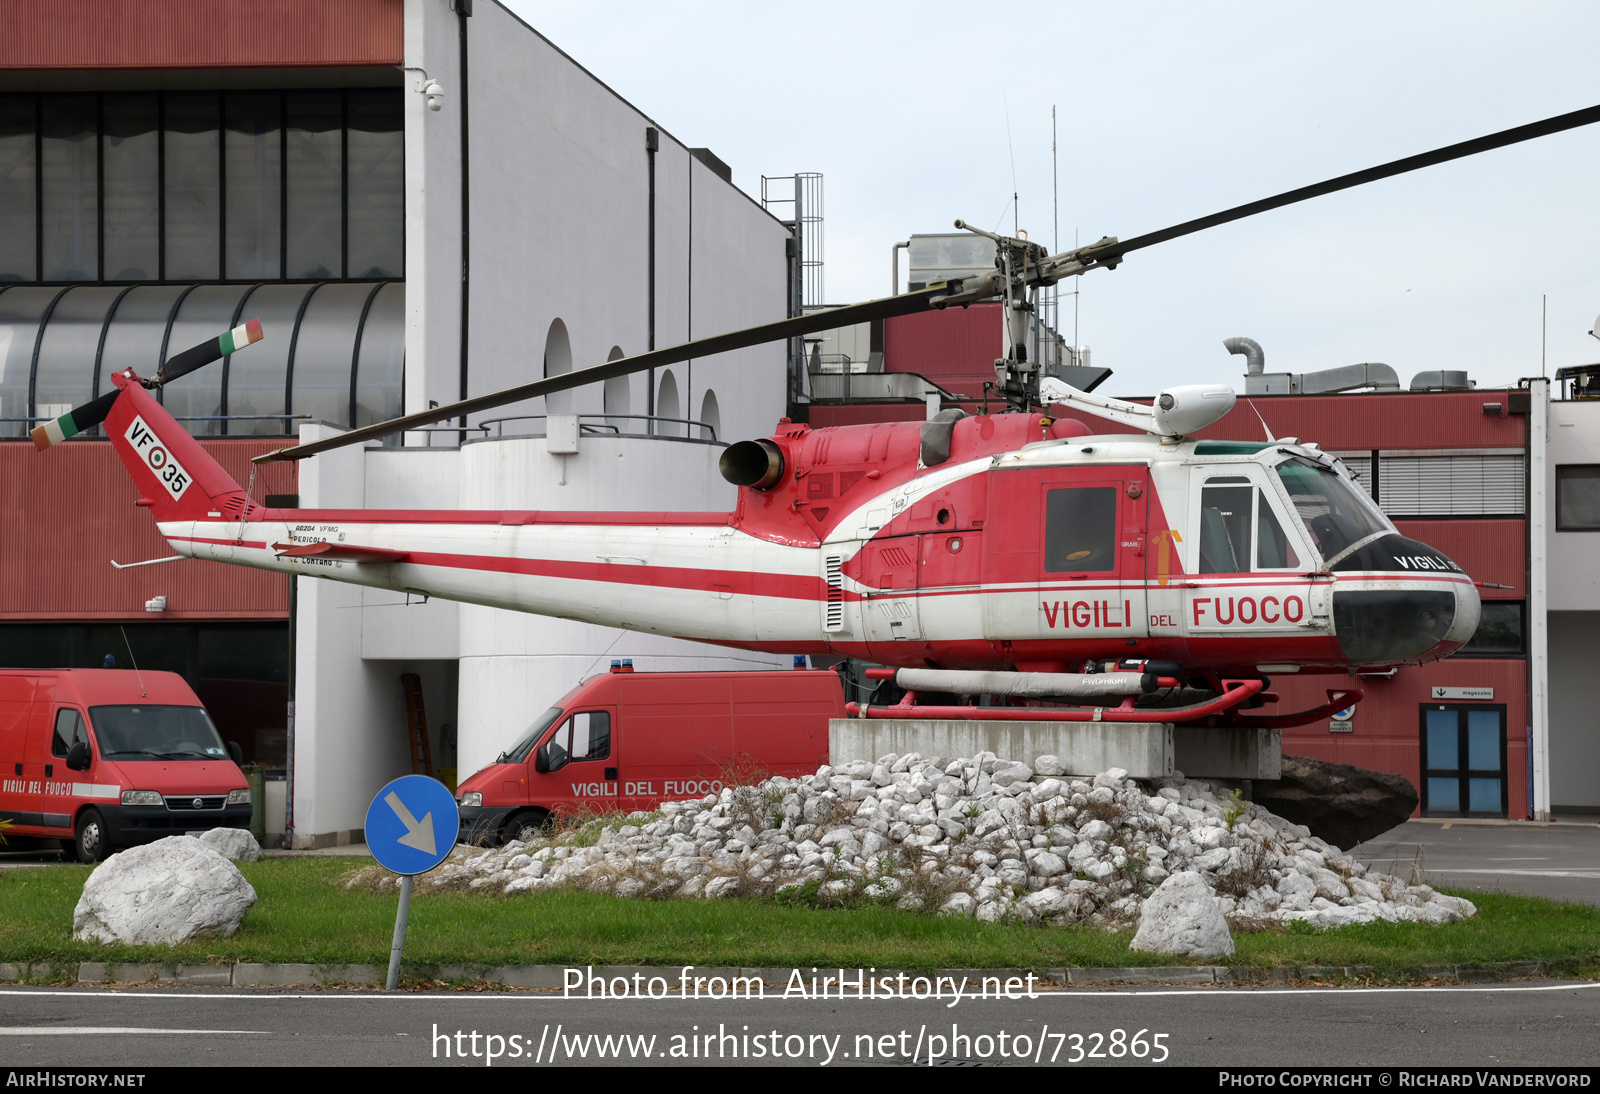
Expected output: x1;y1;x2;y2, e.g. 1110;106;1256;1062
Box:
1;856;1596;978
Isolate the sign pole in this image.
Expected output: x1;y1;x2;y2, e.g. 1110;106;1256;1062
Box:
386;874;414;991
364;774;459;993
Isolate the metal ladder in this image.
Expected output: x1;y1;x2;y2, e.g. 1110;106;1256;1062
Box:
400;672;433;777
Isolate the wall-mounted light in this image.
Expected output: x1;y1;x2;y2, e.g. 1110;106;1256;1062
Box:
144;595;167;613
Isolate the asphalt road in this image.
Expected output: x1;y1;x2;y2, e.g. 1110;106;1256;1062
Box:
1355;820;1600;906
0;980;1595;1068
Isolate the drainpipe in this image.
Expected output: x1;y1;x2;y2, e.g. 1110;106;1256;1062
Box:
892;241;909;294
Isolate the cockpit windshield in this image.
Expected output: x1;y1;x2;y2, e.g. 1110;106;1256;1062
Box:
1274;456;1391;563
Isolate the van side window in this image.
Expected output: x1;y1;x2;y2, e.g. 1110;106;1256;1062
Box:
550;711;610;763
51;708;87;758
1044;487;1117;572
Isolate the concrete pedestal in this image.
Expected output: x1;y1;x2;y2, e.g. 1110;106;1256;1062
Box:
828;719;1280;780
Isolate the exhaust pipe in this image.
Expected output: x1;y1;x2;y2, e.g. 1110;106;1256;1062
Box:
719;438;785;489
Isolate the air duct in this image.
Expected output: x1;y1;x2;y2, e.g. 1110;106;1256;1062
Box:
1223;336;1265;375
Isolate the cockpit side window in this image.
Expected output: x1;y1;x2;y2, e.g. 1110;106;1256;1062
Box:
1275;456;1390;562
1198;477;1251;574
1199;476;1305;573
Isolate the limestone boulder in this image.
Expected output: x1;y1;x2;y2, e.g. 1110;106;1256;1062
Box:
73;836;258;945
194;827;262;863
1252;755;1418;849
1130;870;1235;958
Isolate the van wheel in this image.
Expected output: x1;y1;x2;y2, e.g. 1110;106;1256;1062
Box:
503;810;551;845
74;809;110;863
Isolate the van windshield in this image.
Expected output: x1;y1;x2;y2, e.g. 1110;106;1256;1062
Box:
88;705;228;760
501;707;564;764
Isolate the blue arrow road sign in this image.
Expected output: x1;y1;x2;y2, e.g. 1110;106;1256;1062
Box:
365;775;459;876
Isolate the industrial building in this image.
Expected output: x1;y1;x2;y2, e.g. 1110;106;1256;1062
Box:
0;0;792;847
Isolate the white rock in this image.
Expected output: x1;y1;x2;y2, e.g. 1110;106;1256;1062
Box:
74;836;257;945
1130;871;1235;958
192;827;262;863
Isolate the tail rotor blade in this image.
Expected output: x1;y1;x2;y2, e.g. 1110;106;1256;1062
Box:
31;389;120;451
158;317;264;386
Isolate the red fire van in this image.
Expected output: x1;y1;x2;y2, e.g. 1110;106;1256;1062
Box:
0;669;252;862
455;667;847;844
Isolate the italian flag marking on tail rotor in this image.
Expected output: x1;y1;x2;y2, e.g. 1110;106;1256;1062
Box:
220;317;263;356
30;389;119;451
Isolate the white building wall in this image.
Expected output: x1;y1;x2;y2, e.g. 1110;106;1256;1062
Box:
287;3;793;845
451;432;784;778
430;1;789;435
1546;400;1600;610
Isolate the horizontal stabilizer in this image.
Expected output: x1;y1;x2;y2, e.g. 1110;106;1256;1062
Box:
31;389;119;450
271;541;410;564
158;317;264;385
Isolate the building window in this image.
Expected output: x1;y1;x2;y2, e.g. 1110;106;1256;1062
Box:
1456;601;1525;657
1556;465;1600;530
1420;705;1507;818
0;89;402;285
1377;452;1525;516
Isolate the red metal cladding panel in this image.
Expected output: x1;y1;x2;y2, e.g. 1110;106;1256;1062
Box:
1276;658;1529;819
1392;519;1525;597
883;304;1002;400
1194;391;1528;450
0;438;296;619
0;0;403;69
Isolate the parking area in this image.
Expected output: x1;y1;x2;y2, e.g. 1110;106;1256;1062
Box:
1356;818;1600;906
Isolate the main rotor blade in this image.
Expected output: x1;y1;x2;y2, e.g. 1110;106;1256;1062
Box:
252;283;966;462
1073;102;1600;266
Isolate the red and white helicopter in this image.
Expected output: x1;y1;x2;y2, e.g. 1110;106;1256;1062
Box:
36;104;1598;729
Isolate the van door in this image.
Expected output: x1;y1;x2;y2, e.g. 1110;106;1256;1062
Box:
531;708;618;818
0;676;40;829
41;707;93;831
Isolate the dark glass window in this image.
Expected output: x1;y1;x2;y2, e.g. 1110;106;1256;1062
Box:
52;707;87;758
1556;465;1600;530
224;93;282;280
102;95;160;281
1421;705;1506;818
1044;487;1117;572
164;94;221;281
40;96;97;282
1198;478;1251;574
1276;456;1390;562
547;711;611;765
286;92;343;279
1458;601;1524;656
0;96;37;282
346;91;403;278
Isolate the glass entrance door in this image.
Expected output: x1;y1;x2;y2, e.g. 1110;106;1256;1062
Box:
1420;705;1507;818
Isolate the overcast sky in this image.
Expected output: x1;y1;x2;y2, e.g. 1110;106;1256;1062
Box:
504;1;1600;397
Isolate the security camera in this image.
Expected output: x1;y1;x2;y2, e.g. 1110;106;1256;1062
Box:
421;79;445;112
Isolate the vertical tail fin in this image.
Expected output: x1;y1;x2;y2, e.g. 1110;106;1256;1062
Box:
97;371;259;523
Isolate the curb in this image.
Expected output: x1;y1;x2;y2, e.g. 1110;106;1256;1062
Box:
0;958;1587;990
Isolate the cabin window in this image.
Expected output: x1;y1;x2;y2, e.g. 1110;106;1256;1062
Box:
1275;456;1389;561
1044;487;1117;572
549;711;611;763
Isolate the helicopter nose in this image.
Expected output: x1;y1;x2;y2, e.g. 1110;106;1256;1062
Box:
1328;534;1481;666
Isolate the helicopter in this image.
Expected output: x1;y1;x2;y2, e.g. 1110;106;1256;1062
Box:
34;103;1599;730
